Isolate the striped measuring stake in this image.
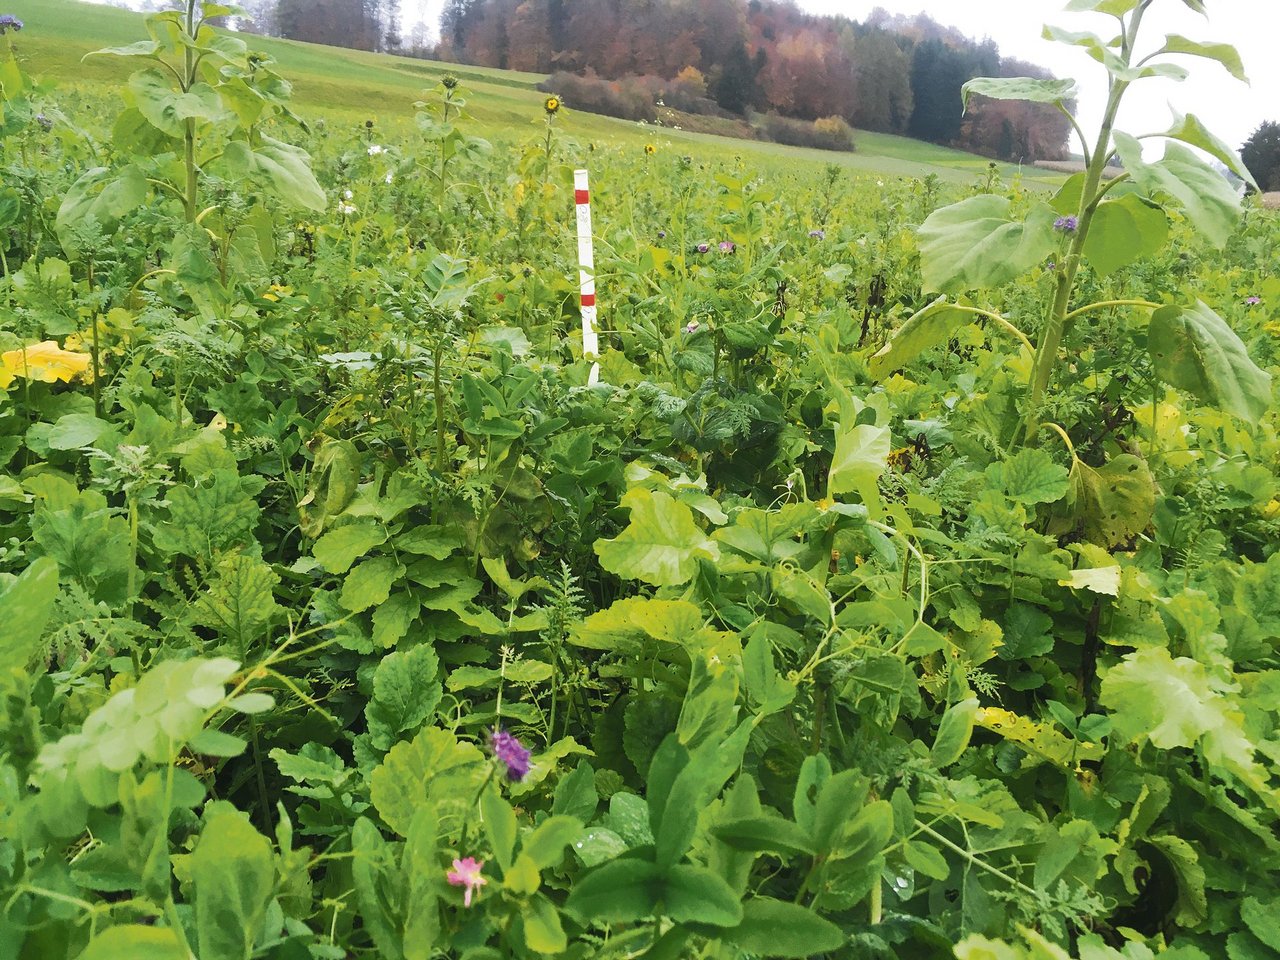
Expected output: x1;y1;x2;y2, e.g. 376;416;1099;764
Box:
574;169;601;385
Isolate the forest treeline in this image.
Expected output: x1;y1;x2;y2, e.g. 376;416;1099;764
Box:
229;0;1072;162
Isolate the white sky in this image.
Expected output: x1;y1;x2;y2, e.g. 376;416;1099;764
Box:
100;0;1279;149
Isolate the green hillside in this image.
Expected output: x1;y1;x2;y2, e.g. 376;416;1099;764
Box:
9;0;1061;183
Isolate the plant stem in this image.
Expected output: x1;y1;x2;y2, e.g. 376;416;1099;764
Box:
1024;3;1149;440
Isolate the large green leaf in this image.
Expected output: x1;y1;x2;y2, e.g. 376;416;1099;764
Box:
0;556;58;664
219;136;326;211
868;296;975;380
917;196;1058;293
55;165;148;256
128;70;229;137
1155;112;1256;188
351;817;405;960
594;488;719;587
961;76;1078;112
1114;133;1242;248
1063;0;1139;14
192;807;275;960
365;645;442;752
829;422;890;500
1082;194;1169;275
1155;35;1247;82
664;864;743;927
997;449;1071;505
369;727;485;836
1149;300;1272;421
78;925;189;960
313;522;388;574
719;897;846;957
564;858;664;923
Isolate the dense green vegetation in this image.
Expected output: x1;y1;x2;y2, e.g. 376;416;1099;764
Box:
2;2;1280;959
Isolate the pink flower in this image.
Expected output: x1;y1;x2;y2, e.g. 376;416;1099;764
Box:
446;857;488;907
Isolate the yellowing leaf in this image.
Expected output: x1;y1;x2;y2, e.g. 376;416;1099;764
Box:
974;707;1105;768
0;341;94;389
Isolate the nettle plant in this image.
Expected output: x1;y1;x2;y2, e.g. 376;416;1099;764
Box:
873;0;1270;446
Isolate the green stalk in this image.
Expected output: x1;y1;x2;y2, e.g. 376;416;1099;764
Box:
182;0;199;222
1024;2;1149;439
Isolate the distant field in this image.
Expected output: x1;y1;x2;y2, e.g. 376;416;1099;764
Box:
11;0;1064;185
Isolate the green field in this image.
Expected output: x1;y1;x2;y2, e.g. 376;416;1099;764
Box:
10;0;1061;184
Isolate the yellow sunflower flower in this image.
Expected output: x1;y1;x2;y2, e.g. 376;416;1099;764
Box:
0;341;94;390
544;95;561;115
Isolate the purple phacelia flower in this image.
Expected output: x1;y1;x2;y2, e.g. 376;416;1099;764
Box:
489;729;531;782
0;14;23;33
696;242;710;253
808;229;825;240
718;240;736;253
657;230;666;239
1053;215;1078;233
1246;296;1262;306
35;113;51;131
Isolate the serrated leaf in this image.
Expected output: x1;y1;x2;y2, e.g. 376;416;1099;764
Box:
192;808;274;960
369;727;485;836
1241;896;1280;951
918;196;1058;293
594;488;719;587
1149;300;1271;421
340;556;403;613
999;449;1071;505
313;523;387;574
366;645;442;751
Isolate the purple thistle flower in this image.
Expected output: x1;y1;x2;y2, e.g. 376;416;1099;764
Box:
1246;296;1262;306
696;242;710;253
489;729;531;782
657;230;667;239
1053;215;1078;233
718;240;736;253
0;14;23;33
808;229;825;240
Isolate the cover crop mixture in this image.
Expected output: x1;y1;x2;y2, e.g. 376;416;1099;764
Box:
2;1;1280;958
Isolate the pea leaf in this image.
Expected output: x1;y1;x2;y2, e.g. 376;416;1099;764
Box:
868;296;975;380
79;926;188;960
1149;300;1272;421
931;697;979;768
917;196;1058;293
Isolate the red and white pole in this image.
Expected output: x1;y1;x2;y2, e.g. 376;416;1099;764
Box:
574;168;601;385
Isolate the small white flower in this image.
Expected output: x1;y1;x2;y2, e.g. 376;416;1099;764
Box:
343;189;354;200
338;202;358;215
384;171;394;184
368;144;384;156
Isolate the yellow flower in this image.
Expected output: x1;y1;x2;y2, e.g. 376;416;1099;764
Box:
262;283;292;302
644;143;656;155
0;341;94;390
544;95;561;115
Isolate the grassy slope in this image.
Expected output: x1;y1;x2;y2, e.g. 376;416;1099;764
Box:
10;0;1061;185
